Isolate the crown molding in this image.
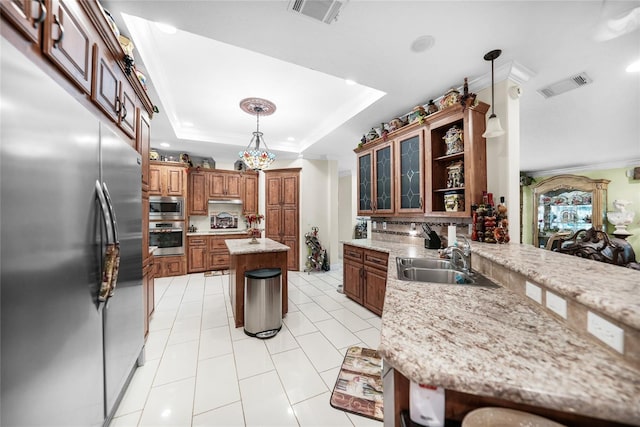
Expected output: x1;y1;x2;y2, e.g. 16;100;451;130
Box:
525;158;640;177
468;60;537;93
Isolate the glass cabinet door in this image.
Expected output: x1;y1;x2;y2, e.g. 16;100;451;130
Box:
532;174;609;248
357;152;372;214
397;130;424;213
374;143;394;213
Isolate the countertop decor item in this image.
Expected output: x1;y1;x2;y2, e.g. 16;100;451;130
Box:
481;49;506;138
245;213;264;243
238;97;276;171
607;199;634;239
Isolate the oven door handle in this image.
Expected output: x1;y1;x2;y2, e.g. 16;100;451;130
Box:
149;228;184;233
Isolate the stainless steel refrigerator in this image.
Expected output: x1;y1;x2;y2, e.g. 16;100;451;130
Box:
1;37;144;425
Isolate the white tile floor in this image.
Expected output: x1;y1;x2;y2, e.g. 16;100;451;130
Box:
111;267;384;426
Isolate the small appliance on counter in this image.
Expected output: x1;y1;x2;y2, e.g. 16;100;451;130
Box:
354;216;369;239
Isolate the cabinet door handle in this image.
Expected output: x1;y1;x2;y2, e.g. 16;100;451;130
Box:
420;196;423;209
33;0;46;28
120;102;127;121
115;96;121;115
52;14;64;47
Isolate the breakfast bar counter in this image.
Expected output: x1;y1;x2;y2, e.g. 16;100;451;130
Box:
226;238;290;328
341;239;640;426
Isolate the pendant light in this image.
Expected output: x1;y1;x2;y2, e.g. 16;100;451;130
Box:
481;49;505;138
238;98;276;171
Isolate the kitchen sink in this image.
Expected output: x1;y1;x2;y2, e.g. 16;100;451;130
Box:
396;257;453;270
396;257;498;287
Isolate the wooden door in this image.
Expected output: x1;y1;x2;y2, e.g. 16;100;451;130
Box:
165;166;184;196
119;79;137;140
1;0;44;43
357;152;373;215
138;114;151;192
189;172;207;215
44;0;92;94
149;165;161;195
343;258;363;304
363;266;386;316
243;173;258;214
92;46;119;123
208;173;225;197
373;142;394;214
264;169;300;271
396;130;424;214
187;238;207;273
225;174;241;198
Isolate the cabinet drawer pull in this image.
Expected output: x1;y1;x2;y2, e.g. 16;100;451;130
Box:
34;0;46;28
120;103;127;121
52;14;64;47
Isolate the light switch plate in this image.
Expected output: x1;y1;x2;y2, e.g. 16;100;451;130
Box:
525;281;542;304
587;311;624;353
545;291;567;319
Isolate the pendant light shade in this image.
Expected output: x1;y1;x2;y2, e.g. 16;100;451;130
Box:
238;97;276;171
481;49;505;139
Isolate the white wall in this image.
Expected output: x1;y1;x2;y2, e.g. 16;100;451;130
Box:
338;173;355;260
477;79;521;243
258;158;339;271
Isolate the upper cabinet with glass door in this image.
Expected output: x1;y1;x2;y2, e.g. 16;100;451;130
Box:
395;128;424;214
356;141;395;215
532;174;610;248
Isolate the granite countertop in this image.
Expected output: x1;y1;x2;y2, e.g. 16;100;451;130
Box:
187;230;248;236
226;237;290;255
342;239;640;425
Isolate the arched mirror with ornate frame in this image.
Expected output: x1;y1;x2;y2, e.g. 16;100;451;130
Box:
531;174;610;248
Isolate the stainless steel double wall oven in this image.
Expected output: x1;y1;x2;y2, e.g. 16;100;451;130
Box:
149;196;185;255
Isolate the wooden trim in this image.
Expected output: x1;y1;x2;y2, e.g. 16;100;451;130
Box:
263;167;302;174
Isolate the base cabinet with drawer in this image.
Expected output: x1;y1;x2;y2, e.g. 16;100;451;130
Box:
187;234;247;273
343;244;389;316
153;255;186;278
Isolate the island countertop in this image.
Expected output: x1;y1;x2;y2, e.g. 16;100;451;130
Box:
342;239;640;425
226;237;290;255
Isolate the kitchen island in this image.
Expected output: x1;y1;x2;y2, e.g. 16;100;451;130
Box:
226;238;290;328
342;239;640;426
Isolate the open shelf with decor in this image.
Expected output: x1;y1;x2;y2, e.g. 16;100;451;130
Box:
425;102;489;217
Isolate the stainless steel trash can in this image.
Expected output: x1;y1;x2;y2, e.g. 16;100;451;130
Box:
244;268;282;339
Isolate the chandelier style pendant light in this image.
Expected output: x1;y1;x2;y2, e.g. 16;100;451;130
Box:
481;49;506;139
239;97;276;171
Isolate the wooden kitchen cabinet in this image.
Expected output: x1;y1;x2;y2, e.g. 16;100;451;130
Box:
187;236;207;272
142;255;155;338
395;128;425;214
155;255;186;277
92;44;139;141
44;0;93;95
149;162;186;197
265;169;300;271
208;171;241;199
343;245;364;304
242;172;259;214
425;102;489;217
356;142;394;215
188;171;207;215
186;233;247;273
342;244;388;315
0;0;45;43
138;113;151;192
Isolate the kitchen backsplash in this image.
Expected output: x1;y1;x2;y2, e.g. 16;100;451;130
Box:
369;216;471;247
188;202;246;232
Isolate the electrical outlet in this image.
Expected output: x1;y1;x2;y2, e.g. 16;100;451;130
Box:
372;221;377;229
411;222;416;231
545;291;567;319
587;312;624;353
525;281;542;304
382;221;387;230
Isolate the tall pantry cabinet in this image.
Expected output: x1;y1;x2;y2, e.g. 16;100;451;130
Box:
264;169;300;271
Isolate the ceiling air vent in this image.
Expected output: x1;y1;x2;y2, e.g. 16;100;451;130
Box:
537;72;593;98
288;0;347;24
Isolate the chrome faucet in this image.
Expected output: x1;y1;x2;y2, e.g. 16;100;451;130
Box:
447;235;472;274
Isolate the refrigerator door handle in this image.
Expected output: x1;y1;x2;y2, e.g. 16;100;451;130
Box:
102;182;119;243
101;182;121;301
96;181;120;302
96;180;114;245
